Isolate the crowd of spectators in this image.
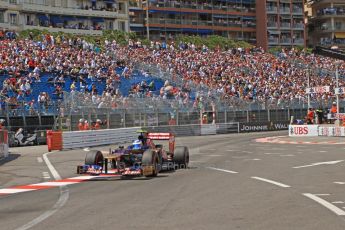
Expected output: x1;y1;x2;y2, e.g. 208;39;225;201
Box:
1;30;345;114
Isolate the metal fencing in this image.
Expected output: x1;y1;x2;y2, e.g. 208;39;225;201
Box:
2;89;345;132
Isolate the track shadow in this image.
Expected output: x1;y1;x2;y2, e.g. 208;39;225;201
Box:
120;175;168;180
0;154;21;166
86;174;169;181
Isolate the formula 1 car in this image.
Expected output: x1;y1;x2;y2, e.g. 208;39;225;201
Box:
77;131;189;177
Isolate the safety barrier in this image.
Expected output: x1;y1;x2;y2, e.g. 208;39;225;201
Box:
318;126;345;137
0;130;9;158
146;123;239;136
289;125;345;137
47;127;140;151
47;121;289;151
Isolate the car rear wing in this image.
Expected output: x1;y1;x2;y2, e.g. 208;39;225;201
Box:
148;133;175;153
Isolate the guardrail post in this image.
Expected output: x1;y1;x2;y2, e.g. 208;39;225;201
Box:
107;110;110;129
246;110;249;122
176;109;179;126
123;112;126;128
156;111;159;126
268;109;271;122
225;110;227;124
140;113;143;127
38;113;42;129
22;114;27;129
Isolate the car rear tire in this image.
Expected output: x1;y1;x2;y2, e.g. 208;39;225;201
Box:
85;150;103;167
174;146;189;169
142;150;159;177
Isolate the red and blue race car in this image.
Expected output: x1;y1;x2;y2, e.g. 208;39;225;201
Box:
77;131;189;177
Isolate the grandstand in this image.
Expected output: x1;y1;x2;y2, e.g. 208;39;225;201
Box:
1;31;345;135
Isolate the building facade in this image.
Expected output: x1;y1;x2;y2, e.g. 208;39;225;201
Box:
308;0;345;48
129;0;257;44
0;0;129;35
256;0;305;49
129;0;306;50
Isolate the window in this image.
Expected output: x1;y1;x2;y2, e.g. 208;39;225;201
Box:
9;13;17;25
9;0;17;4
119;21;126;31
118;2;126;14
107;21;113;30
0;12;4;23
335;21;342;30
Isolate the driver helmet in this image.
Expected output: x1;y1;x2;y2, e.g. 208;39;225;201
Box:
79;118;85;123
0;119;5;124
96;119;102;123
132;140;142;150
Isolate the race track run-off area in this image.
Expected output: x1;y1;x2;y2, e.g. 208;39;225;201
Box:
2;131;345;230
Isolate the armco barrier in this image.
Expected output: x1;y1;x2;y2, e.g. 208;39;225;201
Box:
47;121;290;151
146;124;202;136
47;127;139;151
147;123;239;136
216;123;240;134
201;124;217;135
0;130;9;158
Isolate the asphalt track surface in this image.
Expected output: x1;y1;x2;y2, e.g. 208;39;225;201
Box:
1;132;345;230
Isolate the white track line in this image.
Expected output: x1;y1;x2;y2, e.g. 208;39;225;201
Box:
332;201;344;204
42;152;61;180
15;151;69;230
242;151;253;154
334;182;345;185
293;160;344;169
42;172;50;179
37;157;43;163
206;167;238;174
303;193;345;216
0;188;35;194
251;177;290;188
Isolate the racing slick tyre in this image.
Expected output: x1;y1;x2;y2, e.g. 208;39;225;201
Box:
173;146;189;169
85;150;104;167
142;150;159;177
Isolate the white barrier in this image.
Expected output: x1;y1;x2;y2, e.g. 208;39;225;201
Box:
201;124;217;135
289;125;345;137
0;130;9;158
318;126;345;137
62;127;139;149
289;125;319;137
